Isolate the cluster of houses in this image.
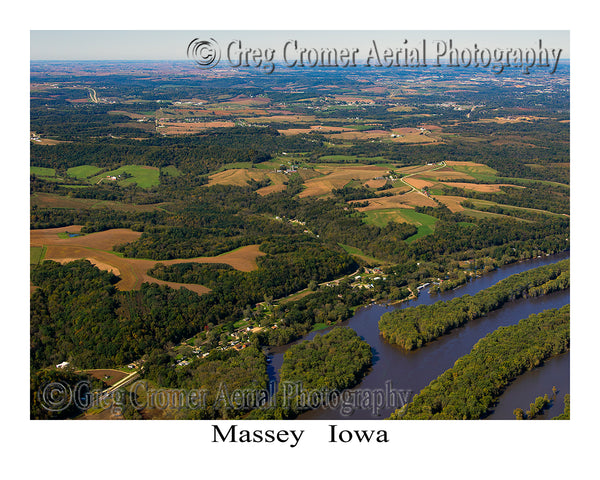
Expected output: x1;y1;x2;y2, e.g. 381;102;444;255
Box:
173;100;205;106
275;165;298;174
351;267;387;290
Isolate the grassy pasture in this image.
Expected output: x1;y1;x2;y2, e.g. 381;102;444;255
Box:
31;192;162;212
91;165;160;188
446;161;500;182
361;208;437;243
30;246;46;265
66;165;103;179
31;166;56;177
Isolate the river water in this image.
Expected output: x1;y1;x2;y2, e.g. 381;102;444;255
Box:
485;352;570;419
266;251;570;420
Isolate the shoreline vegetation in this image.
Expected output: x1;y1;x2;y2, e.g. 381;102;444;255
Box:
379;259;569;350
248;327;372;420
390;305;570;420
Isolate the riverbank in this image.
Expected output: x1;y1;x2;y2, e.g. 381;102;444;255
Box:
265;250;570;419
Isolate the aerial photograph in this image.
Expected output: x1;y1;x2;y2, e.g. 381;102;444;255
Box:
28;30;571;424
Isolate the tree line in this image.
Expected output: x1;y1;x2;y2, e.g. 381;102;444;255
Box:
249;327;372;419
379;259;569;350
391;305;570;419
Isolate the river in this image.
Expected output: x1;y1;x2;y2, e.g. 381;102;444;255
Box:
266;251;570;420
485;351;570;419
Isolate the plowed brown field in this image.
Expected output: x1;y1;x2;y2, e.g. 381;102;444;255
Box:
30;227;265;294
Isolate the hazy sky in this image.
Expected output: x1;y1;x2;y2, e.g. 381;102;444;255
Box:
30;30;569;61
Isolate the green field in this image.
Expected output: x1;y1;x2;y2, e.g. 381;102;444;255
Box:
30;166;55;177
66;165;103;179
362;208;437;243
30;246;46;265
400;209;438;243
449;163;499;182
91;165;160;188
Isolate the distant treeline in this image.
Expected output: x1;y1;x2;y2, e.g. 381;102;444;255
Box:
390;305;570;419
379;259;569;350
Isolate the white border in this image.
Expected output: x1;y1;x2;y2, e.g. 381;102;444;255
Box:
4;0;598;477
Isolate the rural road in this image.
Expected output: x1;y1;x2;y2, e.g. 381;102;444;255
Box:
101;371;139;398
85;87;98;103
399;161;446;196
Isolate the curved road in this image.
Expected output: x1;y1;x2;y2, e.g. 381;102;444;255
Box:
399;161;446;196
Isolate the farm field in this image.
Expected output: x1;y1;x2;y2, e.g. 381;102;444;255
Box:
199;159;563;221
445;161;500;181
433;193;560;219
412;166;475;181
278;125;356;135
83;369;130;386
256;184;287;195
30;246;46;265
90;165;160;188
31;166;56;177
299;165;390;197
438;182;521;192
354;191;438;210
66;165;103;179
30;226;265;294
31;192;164;212
244;114;317;124
361;208;438;243
157;120;235;135
207;168;288;189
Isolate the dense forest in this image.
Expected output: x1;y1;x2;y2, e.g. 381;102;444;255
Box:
30;368;105;420
30;243;356;370
391;305;570;419
148;239;357;306
249;327;372;419
140;345;268;419
30;260;226;369
379;259;569;350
